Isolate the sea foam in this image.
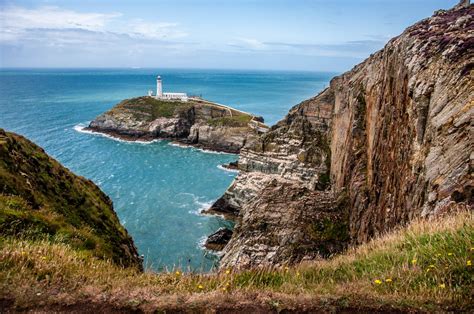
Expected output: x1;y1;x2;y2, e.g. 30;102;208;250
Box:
73;123;161;145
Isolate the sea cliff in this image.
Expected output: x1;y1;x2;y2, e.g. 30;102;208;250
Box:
88;97;268;153
210;3;473;268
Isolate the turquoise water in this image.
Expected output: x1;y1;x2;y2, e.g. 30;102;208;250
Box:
0;68;333;271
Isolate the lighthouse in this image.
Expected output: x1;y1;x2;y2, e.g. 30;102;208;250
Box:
151;75;188;101
156;75;163;97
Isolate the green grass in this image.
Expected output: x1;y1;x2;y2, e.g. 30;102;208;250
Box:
207;114;252;127
1;210;472;311
109;97;193;120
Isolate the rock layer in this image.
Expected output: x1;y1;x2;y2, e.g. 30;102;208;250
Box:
212;4;474;268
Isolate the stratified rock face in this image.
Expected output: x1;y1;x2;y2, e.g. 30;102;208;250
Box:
330;4;473;244
214;4;473;269
0;129;142;269
88;97;267;153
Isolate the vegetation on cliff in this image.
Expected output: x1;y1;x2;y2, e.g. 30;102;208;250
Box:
0;129;142;269
108;97;194;120
1;210;472;311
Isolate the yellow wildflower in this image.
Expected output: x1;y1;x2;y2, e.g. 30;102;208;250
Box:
175;271;181;276
436;253;441;257
448;252;454;256
374;279;382;285
385;278;392;283
225;269;231;274
21;251;26;256
411;259;417;265
467;260;472;266
222;287;227;292
439;283;446;289
197;284;204;290
428;264;435;268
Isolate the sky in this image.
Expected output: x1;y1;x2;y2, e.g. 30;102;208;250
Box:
0;0;457;71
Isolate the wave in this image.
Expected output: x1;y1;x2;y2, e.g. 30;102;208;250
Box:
197;236;223;256
187;195;215;216
217;165;239;173
73;123;161;145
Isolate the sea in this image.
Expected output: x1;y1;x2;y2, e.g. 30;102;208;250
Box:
0;68;333;272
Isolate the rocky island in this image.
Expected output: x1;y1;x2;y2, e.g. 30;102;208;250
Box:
87;96;268;154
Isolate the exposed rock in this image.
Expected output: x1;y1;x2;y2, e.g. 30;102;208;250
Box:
88;97;268;153
211;4;474;269
223;161;239;170
204;227;233;251
220;186;349;268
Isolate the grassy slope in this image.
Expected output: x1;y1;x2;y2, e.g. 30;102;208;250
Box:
108;97;194;121
1;210;472;312
0;129;141;269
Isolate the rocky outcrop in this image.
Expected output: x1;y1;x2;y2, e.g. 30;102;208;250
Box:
204;227;233;251
212;3;473;268
88;97;268;153
0;129;142;269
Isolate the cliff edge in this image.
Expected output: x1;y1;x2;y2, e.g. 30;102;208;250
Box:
210;3;473;268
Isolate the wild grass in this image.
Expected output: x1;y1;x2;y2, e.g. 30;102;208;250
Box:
110;97;192;120
1;210;472;311
207;114;252;127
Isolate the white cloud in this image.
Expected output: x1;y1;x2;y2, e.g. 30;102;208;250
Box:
0;5;187;44
0;6;121;36
129;20;188;40
228;37;267;50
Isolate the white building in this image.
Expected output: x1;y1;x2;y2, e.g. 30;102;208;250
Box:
150;76;188;101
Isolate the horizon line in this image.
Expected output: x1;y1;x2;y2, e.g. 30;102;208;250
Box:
0;66;341;74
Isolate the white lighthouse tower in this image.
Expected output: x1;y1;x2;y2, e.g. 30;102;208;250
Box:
156;75;163;97
151;75;188;101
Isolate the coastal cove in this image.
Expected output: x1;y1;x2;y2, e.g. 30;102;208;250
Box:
0;68;332;272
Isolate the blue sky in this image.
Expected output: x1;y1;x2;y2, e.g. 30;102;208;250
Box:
0;0;457;71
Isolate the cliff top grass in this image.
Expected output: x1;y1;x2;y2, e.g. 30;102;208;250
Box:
108;96;194;121
1;209;472;312
0;129;141;269
206;114;253;128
